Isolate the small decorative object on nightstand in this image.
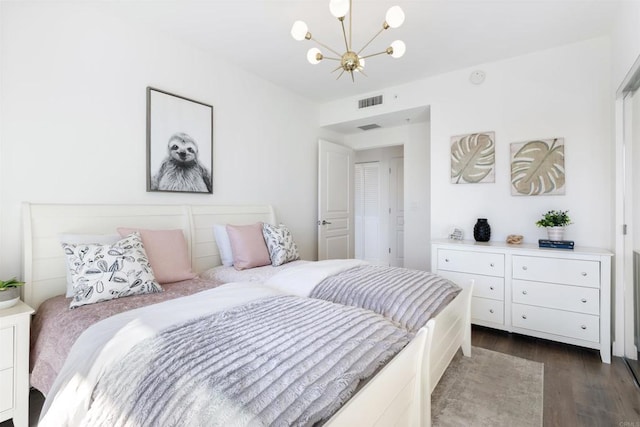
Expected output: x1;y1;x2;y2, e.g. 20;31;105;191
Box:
0;300;34;426
0;278;24;310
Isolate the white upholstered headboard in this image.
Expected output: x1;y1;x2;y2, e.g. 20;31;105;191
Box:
22;203;276;310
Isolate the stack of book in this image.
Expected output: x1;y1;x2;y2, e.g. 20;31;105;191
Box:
538;239;574;250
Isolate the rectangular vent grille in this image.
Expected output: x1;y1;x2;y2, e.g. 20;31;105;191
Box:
358;124;381;131
358;95;383;109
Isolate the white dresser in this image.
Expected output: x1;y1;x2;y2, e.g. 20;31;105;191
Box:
0;301;34;426
431;239;612;363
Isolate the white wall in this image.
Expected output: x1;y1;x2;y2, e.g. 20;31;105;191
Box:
0;2;320;279
322;37;613;271
612;2;640;91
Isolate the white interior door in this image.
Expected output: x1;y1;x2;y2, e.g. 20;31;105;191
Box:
354;162;381;264
389;157;405;267
318;139;354;260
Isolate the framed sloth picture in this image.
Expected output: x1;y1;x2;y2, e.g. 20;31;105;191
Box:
146;87;213;194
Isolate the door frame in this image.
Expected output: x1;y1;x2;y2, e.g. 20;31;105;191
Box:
615;53;640;358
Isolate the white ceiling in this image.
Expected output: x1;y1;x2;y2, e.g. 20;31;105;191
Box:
109;0;621;103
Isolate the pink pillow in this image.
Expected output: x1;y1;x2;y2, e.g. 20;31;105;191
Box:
226;223;271;270
116;228;196;284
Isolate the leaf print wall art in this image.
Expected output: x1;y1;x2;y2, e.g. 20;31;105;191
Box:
510;138;565;196
451;132;495;184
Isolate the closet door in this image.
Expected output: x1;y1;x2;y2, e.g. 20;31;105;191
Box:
389;157;404;267
354;162;381;264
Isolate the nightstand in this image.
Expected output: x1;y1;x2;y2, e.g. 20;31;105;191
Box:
0;301;34;427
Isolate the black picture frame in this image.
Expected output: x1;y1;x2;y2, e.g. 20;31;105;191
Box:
146;87;213;194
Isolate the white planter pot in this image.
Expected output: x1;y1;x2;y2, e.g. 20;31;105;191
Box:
0;287;20;309
546;226;565;241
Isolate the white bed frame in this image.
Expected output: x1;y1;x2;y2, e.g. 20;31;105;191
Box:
22;202;472;426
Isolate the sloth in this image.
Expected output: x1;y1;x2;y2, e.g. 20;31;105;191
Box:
151;132;212;193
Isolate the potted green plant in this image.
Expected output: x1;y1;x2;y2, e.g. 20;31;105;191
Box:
0;278;25;309
535;210;572;240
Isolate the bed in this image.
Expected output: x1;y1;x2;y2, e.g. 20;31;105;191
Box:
206;259;462;335
23;202;472;426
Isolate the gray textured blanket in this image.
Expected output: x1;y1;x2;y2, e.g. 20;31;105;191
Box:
310;265;461;334
83;295;410;426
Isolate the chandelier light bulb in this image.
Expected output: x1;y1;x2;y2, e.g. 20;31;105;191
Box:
385;6;405;28
307;47;323;64
389;40;406;58
359;57;365;68
329;0;350;18
291;20;309;41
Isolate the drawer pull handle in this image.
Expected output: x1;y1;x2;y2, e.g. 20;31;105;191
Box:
522;290;528;295
581;325;587;330
490;263;495;267
445;258;450;263
521;314;527;320
489;286;495;290
489;309;494;314
581;272;587;277
522;266;528;270
581;298;587;303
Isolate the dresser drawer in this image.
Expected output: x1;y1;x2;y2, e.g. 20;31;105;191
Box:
512;303;599;342
437;249;504;277
512;280;599;315
0;367;13;413
512;255;600;288
437;270;504;301
0;327;13;371
471;297;504;324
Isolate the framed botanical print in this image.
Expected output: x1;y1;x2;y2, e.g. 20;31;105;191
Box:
146;87;213;194
450;132;495;184
511;138;565;196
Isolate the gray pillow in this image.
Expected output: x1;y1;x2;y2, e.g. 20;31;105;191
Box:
262;223;300;266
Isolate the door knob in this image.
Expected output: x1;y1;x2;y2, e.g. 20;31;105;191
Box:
318;220;332;225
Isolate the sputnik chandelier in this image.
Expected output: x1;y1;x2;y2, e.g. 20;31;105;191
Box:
290;0;406;82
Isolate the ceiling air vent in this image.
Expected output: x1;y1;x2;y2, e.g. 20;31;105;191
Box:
358;95;383;109
358;123;381;131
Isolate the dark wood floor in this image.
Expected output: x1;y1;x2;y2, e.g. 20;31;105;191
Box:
472;325;640;426
3;326;639;426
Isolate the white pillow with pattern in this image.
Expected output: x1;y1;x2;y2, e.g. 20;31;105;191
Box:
262;223;300;266
62;232;162;308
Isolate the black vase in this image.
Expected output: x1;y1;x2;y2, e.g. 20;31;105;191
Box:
474;218;491;242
